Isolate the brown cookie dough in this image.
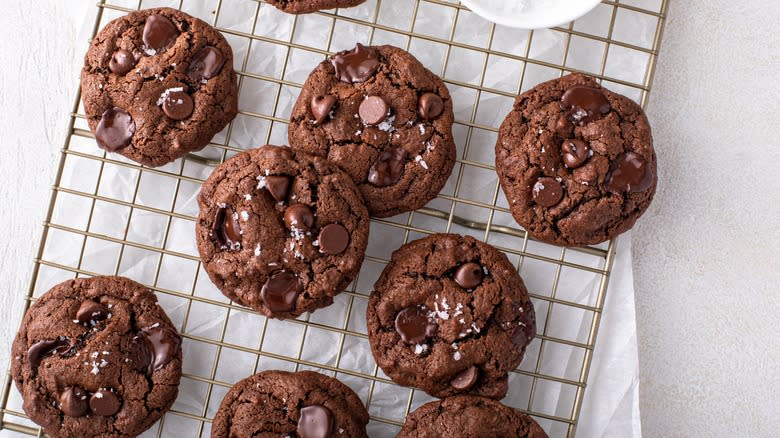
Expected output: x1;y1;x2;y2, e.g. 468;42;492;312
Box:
288;44;456;218
267;0;366;14
397;395;548;438
366;234;536;399
495;73;657;246
211;370;369;438
10;276;182;438
195;145;370;319
81;7;238;167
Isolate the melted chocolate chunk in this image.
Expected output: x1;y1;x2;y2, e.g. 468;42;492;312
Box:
140;326;182;372
265;175;291;203
561;138;590;169
213;206;242;250
142;14;179;53
367;146;407;187
561;86;611;126
297;405;334;438
109;49;136;75
454;263;484;289
76;300;108;326
95;107;135;152
284;204;315;232
161;89;194;120
317;224;350;255
188;46;225;81
450;366;478;390
59;386;89;417
605;152;653;194
532;177;564;207
261;271;301;313
395;306;436;345
418;92;444;120
89;389;121;416
28;338;70;369
331;43;380;83
311;94;337;125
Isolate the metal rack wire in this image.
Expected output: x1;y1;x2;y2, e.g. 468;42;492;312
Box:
0;0;668;436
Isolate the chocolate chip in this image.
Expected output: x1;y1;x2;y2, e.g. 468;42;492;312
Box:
284;204;314;231
109;49;135;75
161;90;194;120
76;300;108;325
89;389;121;416
454;262;484;289
605;152;653;194
555;114;573;136
28;338;70;369
331;43;380;83
450;366;478;390
261;271;301;313
297;405;334;438
561;86;611;126
395;306;436;345
213;206;242;250
358;96;389;125
188;46;225;81
95;107;135;152
127;334;153;373
142;14;179;53
265;175;291;203
140;326;182;372
59;386;88;417
311;95;337;125
532;177;564;207
368;146;407;187
561;139;590;169
418;92;444;120
317;224;349;255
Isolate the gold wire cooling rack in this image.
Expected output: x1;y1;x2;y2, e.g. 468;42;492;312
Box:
0;0;668;436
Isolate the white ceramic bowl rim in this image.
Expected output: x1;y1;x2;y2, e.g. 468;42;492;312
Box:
459;0;603;30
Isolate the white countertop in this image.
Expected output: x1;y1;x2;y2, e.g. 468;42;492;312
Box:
0;1;777;436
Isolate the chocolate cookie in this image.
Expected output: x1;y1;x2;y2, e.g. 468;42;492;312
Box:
81;7;238;167
495;73;657;246
267;0;366;14
10;276;182;437
397;395;548;438
366;234;536;399
211;370;369;438
288;44;457;218
195;145;370;319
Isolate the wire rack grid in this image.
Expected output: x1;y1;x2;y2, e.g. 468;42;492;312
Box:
0;0;668;436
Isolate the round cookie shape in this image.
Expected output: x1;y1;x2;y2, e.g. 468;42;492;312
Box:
81;7;238;167
288;44;457;218
495;73;657;246
211;370;369;438
10;276;182;437
366;234;536;399
195;145;370;319
266;0;366;14
397;395;548;438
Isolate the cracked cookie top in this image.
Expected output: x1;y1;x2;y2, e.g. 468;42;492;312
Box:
288;44;456;218
11;276;182;438
211;370;369;438
266;0;366;14
80;7;238;167
195;145;370;319
495;73;657;246
366;234;536;399
397;395;548;438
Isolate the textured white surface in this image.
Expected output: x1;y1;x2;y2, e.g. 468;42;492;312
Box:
0;1;777;437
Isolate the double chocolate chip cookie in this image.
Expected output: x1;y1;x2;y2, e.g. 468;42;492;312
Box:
211;370;369;437
366;234;536;399
267;0;366;14
11;276;182;437
289;43;456;217
398;395;548;438
81;7;238;167
495;73;657;246
196;145;370;319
